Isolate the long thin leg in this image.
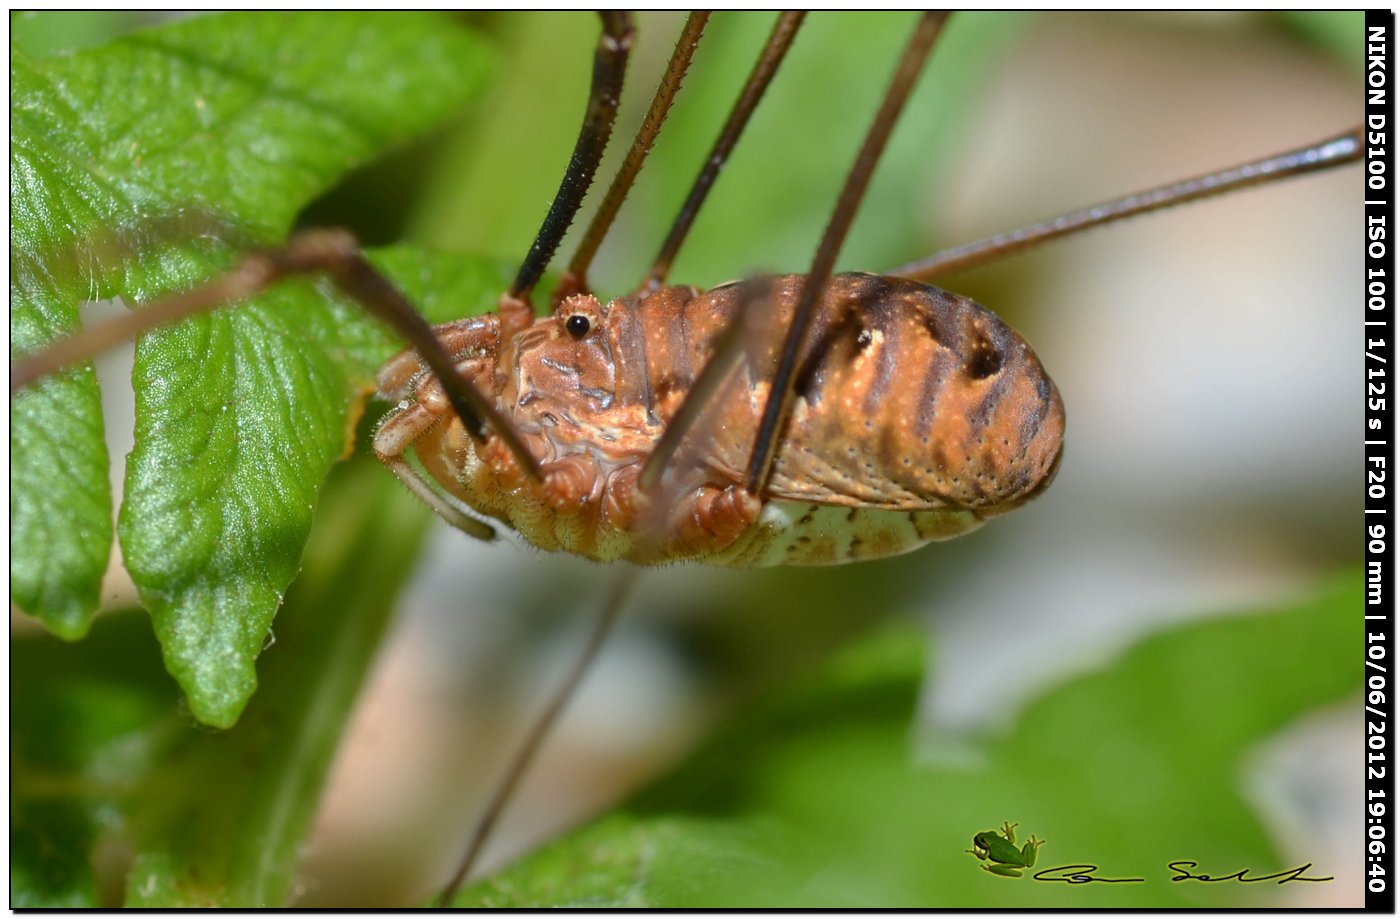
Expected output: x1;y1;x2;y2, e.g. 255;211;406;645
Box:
888;125;1364;281
436;565;641;907
10;228;543;481
744;11;950;495
504;11;634;323
554;12;711;304
642;11;807;291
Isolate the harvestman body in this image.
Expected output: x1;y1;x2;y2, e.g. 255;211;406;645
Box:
372;272;1063;566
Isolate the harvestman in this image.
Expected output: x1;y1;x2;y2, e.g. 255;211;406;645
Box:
9;11;1363;905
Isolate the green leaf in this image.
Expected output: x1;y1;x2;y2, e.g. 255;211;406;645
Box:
10;12;493;724
12;451;437;907
456;574;1359;907
122;454;432;907
9;326;111;641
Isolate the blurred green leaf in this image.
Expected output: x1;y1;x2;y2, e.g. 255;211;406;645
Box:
1273;11;1366;70
10;12;492;724
9;10;167;57
457;573;1359;907
11;613;184;907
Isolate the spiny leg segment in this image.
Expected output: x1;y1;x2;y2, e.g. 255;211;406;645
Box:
501;11;634;328
555;11;712;303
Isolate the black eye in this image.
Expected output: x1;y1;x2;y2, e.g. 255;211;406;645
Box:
565;314;591;339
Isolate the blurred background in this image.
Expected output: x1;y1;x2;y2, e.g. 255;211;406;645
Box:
15;10;1362;907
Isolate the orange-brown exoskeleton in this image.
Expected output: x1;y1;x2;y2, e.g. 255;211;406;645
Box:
372;272;1064;567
